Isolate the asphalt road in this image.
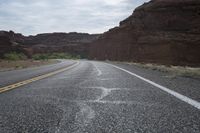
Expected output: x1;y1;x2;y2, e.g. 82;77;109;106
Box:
0;60;200;133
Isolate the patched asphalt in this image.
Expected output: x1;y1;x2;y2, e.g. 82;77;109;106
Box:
0;60;200;133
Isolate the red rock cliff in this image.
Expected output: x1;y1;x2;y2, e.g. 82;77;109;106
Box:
89;0;200;66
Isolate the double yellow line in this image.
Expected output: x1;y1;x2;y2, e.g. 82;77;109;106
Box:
0;62;79;94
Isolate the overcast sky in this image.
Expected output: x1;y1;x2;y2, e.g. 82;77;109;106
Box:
0;0;149;35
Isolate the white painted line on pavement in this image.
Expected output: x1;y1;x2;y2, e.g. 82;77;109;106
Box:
93;63;102;76
107;63;200;110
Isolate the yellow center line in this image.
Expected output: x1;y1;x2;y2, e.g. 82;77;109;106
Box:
0;62;79;94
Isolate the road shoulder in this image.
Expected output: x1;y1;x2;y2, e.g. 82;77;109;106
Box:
108;61;200;102
0;59;60;72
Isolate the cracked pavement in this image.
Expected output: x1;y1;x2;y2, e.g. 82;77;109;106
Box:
0;60;200;133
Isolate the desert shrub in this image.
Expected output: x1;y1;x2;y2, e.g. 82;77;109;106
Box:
32;53;81;60
49;53;71;59
32;54;49;60
3;52;27;61
75;55;81;59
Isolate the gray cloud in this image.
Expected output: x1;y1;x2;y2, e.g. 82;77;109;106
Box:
0;0;149;35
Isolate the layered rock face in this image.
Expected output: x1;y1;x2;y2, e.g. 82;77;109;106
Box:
24;32;99;58
90;0;200;66
0;31;99;58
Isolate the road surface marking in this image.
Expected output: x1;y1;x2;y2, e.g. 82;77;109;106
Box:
108;63;200;110
93;63;102;76
0;62;79;94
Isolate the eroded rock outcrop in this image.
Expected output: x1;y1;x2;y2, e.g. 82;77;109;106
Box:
0;31;99;58
24;32;99;58
90;0;200;66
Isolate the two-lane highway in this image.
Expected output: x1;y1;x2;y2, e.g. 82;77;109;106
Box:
0;60;200;133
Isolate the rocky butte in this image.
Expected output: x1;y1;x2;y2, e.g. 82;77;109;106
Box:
89;0;200;66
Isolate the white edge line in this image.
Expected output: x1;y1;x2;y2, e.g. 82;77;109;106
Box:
93;63;102;76
106;63;200;110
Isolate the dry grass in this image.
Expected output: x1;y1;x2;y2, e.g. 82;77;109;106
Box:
0;59;59;72
125;62;200;78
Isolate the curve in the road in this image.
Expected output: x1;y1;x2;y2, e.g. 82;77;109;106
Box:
0;62;79;94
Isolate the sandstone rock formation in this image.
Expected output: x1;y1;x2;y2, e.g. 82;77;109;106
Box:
0;31;99;58
24;32;99;58
90;0;200;66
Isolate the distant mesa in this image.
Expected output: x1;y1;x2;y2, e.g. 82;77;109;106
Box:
0;30;100;58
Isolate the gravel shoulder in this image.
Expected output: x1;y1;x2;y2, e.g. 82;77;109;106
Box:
109;61;200;102
0;59;60;72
